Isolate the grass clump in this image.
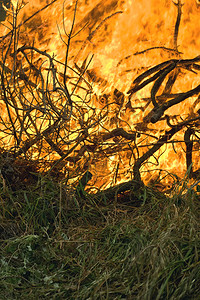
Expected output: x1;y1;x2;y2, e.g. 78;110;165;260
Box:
0;175;199;299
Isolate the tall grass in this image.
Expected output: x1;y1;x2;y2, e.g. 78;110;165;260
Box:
0;176;199;299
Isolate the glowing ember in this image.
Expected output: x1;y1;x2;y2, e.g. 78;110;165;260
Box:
1;0;200;192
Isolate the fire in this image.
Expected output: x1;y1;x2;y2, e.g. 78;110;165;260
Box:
1;0;200;192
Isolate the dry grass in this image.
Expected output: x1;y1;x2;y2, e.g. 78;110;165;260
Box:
0;175;199;299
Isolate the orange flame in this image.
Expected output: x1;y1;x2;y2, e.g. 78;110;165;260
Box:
1;0;200;191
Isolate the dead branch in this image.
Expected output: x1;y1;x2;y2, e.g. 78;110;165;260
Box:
0;0;58;41
117;47;182;67
133;118;200;182
1;0;200;196
94;179;143;204
127;56;200;97
173;0;183;52
151;84;200;123
184;127;194;178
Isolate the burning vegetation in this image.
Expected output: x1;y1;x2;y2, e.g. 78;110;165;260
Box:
1;0;200;197
1;1;200;299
